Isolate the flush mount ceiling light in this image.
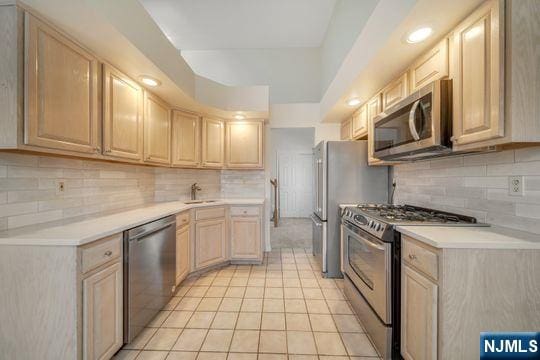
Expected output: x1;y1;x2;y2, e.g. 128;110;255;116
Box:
406;27;433;43
139;76;161;87
347;98;361;107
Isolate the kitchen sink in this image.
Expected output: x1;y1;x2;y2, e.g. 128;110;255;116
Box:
184;200;218;204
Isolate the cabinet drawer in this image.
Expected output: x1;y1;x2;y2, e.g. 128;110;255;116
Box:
230;206;260;217
176;211;190;228
402;236;438;281
195;207;226;221
81;234;122;274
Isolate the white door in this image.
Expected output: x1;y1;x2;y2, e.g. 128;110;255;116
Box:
277;152;313;217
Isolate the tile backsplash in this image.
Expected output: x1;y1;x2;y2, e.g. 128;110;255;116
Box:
0;153;155;231
393;146;540;234
154;168;221;202
0;153;266;231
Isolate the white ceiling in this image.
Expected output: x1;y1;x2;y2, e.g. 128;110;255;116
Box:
139;0;338;50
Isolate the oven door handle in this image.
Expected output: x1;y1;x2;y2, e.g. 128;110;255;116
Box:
344;222;386;251
360;236;386;251
408;99;422;141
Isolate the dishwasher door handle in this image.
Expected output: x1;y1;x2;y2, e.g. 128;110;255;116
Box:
129;221;175;242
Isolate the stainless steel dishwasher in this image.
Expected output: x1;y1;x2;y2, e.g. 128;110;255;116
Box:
123;215;176;343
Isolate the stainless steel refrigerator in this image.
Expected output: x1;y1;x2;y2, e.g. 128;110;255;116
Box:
311;140;388;278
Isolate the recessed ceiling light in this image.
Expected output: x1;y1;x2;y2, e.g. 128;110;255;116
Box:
139;76;161;87
406;27;433;43
347;98;361;107
234;114;246;120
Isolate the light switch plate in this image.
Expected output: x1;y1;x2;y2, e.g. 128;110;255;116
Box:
508;176;524;196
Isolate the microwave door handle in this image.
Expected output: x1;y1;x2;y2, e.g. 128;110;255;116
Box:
408;99;422;141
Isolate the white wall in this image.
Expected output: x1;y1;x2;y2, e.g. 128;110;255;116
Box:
320;0;379;94
182;48;321;104
269;103;340;144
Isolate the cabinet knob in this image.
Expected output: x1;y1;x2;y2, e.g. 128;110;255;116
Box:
94;147;101;153
408;254;417;260
104;250;113;257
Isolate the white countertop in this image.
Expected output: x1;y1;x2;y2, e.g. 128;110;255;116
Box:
0;199;264;247
397;225;540;249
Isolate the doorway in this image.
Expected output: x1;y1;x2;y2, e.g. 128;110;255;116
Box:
269;128;314;249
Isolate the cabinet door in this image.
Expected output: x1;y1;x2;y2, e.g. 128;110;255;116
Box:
25;13;100;154
381;72;408;111
230;216;261;260
83;262;122;360
401;264;437;360
352;104;368;139
409;39;449;92
451;0;504;147
144;92;171;165
176;225;190;285
195;218;226;269
340;119;352;140
171;110;200;167
102;64;144;161
201;117;225;168
366;94;382;165
225;121;263;168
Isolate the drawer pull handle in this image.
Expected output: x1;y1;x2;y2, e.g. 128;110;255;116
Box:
408;254;417;260
243;211;247;214
104;250;113;257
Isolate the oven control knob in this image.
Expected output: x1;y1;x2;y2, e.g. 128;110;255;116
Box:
368;220;373;228
375;224;382;231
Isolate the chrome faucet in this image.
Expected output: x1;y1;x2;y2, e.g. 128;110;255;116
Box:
190;182;202;200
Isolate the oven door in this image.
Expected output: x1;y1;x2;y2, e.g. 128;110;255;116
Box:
342;221;391;324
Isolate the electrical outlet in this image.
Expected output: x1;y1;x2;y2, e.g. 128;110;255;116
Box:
58;181;65;193
508;176;523;196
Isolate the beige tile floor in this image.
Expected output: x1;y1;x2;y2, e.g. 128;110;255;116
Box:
114;248;381;360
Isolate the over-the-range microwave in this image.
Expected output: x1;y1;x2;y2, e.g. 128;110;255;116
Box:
373;79;453;161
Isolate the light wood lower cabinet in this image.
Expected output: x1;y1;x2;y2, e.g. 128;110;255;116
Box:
144;92;171;165
201;117;225;168
102;64;144;161
24;13;100;154
401;264;437;360
225;120;264;168
171;110;200;167
230;216;261;261
194;218;227;269
176;225;190;285
82;261;123;360
451;0;504;147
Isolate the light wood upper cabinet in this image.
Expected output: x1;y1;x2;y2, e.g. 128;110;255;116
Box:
102;64;144;161
201;117;225;168
381;72;408;111
144;92;171;165
409;38;449;92
451;0;504;147
401;264;438;360
366;94;382;165
24;13;100;154
82;262;123;360
340;118;352;140
225;120;264;169
230;216;261;261
171;110;200;167
195;218;227;269
176;225;190;285
352;104;368;139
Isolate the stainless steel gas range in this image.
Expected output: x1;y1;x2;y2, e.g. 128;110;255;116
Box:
340;204;487;359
